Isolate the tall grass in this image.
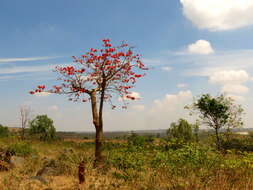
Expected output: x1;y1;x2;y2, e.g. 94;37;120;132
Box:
0;136;252;190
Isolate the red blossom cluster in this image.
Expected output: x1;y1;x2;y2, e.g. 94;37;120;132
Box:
30;39;148;108
29;85;45;94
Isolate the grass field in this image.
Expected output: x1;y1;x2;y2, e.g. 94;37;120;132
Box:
0;135;253;190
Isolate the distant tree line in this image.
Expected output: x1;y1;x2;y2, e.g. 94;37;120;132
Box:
0;114;57;141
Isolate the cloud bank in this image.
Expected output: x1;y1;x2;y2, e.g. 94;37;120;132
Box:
180;0;253;31
208;70;251;102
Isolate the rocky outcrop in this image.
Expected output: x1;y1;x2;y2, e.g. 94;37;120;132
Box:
0;148;25;171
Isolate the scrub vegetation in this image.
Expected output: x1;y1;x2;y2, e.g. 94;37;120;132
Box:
0;120;253;190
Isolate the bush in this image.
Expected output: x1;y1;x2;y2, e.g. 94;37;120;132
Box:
7;142;36;157
108;148;146;171
29;115;57;141
151;143;221;175
167;119;194;143
127;132;155;148
127;132;146;147
249;131;253;139
0;124;9;138
221;137;253;152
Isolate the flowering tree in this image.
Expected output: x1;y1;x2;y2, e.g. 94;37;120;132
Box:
30;39;148;164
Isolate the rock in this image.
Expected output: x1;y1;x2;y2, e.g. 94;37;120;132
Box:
30;176;48;184
10;156;25;168
36;159;59;177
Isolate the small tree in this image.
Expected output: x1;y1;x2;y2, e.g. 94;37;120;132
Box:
167;119;194;143
30;39;147;165
186;94;244;150
127;132;146;146
20;105;31;140
29;115;56;141
0;124;9;138
192;120;200;143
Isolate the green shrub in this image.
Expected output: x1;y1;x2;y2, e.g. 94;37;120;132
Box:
104;142;126;150
167;119;194;143
151;143;221;172
163;138;185;150
221;137;253;152
29;115;57;141
55;149;90;175
127;132;146;147
108;148;146;171
7;142;36;157
0;124;9;138
249;131;253;139
127;132;155;148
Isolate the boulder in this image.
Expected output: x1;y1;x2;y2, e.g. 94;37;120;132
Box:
36;159;59;177
10;156;25;168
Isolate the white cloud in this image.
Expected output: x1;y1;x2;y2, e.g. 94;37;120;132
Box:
180;0;253;31
153;90;192;108
209;70;250;85
226;94;245;102
221;84;249;95
0;63;70;75
119;91;141;101
147;90;194;128
35;92;51;97
0;65;54;74
177;83;188;88
0;56;59;63
109;91;194;131
208;70;250;101
128;92;141;99
187;40;214;55
182;50;253;78
162;66;173;71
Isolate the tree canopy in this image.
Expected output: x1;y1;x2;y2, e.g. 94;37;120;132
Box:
167;119;194;143
187;94;244;149
29;115;56;141
0;124;9;138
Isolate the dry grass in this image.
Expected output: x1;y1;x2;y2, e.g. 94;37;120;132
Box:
0;138;253;190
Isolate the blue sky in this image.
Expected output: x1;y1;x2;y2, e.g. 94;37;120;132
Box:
1;0;253;131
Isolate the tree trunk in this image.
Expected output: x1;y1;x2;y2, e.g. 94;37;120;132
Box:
95;126;103;166
215;127;221;150
21;128;25;140
90;91;104;167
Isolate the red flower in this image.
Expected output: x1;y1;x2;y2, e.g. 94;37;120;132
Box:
134;74;142;78
37;85;45;89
